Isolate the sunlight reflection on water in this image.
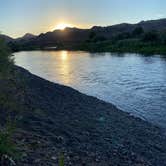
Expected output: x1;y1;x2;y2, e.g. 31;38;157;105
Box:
14;51;166;129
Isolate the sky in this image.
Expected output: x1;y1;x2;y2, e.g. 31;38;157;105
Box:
0;0;166;38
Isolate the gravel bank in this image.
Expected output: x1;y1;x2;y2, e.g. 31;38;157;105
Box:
0;66;166;165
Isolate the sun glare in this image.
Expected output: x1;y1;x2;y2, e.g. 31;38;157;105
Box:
55;23;73;30
61;50;68;60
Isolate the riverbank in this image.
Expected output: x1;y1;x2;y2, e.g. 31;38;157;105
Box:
78;42;166;55
12;43;166;56
0;66;166;165
54;40;166;55
9;35;166;55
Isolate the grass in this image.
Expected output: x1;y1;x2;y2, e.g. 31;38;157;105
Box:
0;39;20;164
58;153;64;166
0;39;13;76
0;120;17;158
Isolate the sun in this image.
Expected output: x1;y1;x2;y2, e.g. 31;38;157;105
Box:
55;23;73;30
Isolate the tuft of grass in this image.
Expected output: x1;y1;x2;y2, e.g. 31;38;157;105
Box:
58;153;64;166
0;119;17;157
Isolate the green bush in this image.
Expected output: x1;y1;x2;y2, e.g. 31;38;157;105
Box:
0;120;16;157
0;39;18;164
0;39;13;76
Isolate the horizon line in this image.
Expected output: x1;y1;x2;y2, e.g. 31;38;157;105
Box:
2;17;166;39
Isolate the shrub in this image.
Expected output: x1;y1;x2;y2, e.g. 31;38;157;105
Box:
142;31;159;42
58;153;64;166
0;39;13;76
132;27;144;37
0;120;16;158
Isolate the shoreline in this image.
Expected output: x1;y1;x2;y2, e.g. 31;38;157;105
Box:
1;66;166;165
12;47;166;56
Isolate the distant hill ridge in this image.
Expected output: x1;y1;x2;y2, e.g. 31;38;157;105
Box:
17;33;36;40
1;18;166;47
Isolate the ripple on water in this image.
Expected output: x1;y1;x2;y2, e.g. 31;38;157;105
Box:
14;51;166;129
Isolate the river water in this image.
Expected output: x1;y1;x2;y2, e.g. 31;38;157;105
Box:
14;51;166;129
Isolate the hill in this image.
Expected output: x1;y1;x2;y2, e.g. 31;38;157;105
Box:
0;34;14;43
15;33;36;41
5;18;166;53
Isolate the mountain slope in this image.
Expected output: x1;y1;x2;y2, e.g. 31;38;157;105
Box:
24;18;166;42
91;18;166;37
0;34;14;43
16;33;36;41
7;18;166;51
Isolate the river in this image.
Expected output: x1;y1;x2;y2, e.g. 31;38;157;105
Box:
14;51;166;129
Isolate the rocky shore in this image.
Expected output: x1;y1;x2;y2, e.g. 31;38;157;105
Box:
0;66;166;166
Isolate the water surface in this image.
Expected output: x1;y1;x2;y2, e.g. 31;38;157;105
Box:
14;51;166;129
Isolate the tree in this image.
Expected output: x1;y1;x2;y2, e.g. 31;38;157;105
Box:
142;31;159;42
93;36;106;42
159;31;166;44
0;39;13;74
115;32;131;40
89;31;96;40
132;27;144;37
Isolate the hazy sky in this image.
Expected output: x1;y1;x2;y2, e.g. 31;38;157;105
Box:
0;0;166;38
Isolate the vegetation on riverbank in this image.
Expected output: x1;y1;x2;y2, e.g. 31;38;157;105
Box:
0;39;18;164
1;38;166;165
78;40;166;55
7;25;166;55
76;27;166;54
0;39;13;74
